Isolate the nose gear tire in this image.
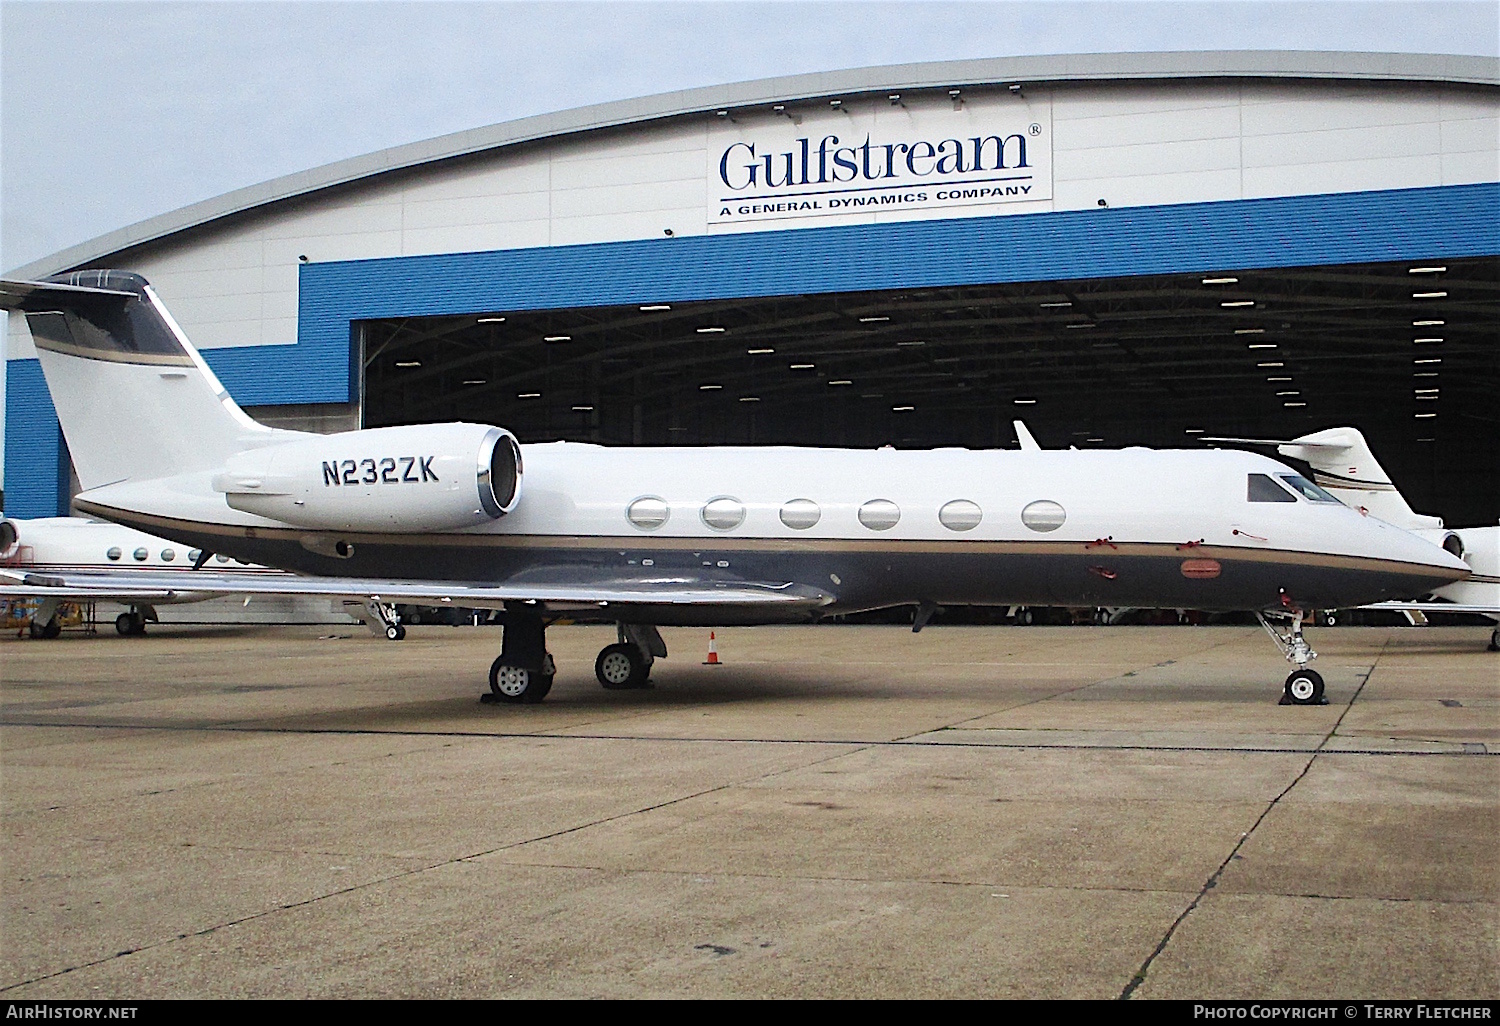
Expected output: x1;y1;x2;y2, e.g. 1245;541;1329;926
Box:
1283;668;1325;706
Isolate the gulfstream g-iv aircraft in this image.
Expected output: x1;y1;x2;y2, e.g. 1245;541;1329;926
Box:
0;272;1470;707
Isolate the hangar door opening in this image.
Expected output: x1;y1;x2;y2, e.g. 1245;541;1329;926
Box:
360;257;1497;527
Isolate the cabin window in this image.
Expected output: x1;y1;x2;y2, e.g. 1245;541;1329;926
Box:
188;550;202;563
1278;474;1341;504
106;547;122;561
216;554;231;563
938;499;983;531
779;499;821;530
626;496;670;531
701;497;746;531
1020;500;1066;532
858;499;901;531
161;549;176;562
132;547;149;561
1247;474;1297;502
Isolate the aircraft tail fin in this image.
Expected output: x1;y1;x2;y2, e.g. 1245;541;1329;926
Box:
1;271;280;490
1276;427;1442;530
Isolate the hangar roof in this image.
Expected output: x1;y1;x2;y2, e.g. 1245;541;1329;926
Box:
11;50;1498;280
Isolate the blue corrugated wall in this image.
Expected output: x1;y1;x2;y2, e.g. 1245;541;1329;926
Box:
6;183;1497;516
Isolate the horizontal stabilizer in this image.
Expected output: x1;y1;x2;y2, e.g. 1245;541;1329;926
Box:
1198;435;1345;449
0;278;137;310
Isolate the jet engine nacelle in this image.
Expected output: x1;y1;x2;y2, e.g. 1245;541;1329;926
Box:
212;423;521;532
1414;528;1466;561
0;519;20;561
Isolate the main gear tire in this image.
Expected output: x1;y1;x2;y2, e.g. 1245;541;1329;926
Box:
595;643;649;689
489;657;552;704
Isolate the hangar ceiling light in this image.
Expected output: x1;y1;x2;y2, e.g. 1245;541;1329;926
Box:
1413;291;1448;298
1409;266;1447;274
1202;277;1238;285
477;316;506;324
1221;300;1255;308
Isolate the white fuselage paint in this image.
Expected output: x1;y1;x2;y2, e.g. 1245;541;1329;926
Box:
77;440;1459;584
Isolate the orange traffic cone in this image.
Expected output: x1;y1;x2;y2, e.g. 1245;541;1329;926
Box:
703;630;721;665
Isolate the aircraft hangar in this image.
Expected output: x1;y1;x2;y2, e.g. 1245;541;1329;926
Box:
4;51;1497;525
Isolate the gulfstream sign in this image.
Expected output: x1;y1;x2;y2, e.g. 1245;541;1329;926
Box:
708;102;1051;225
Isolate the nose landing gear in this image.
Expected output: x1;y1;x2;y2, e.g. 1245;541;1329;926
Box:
1257;610;1327;705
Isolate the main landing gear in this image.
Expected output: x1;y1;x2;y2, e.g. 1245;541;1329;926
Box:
594;624;666;690
482;603;554;704
112;604;157;636
479;616;669;704
1256;610;1326;706
1489;628;1499;653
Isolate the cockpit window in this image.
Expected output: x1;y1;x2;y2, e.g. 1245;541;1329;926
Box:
1247;474;1296;502
1277;474;1341;503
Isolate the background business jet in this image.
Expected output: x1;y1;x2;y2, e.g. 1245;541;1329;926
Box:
0;271;1469;706
1204;427;1499;650
0;516;406;639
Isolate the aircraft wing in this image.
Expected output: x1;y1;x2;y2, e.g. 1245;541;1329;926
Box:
0;566;834;611
1360;601;1500;616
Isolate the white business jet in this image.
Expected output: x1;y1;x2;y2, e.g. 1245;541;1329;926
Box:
0;516;403;639
0;271;1469;706
1203;427;1500;650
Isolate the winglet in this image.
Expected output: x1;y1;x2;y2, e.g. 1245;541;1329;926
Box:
1013;420;1042;452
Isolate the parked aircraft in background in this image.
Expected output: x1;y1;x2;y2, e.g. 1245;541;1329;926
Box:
1204;427;1499;650
0;271;1469;706
0;516;405;639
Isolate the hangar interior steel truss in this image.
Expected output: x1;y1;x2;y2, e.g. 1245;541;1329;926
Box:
362;256;1498;527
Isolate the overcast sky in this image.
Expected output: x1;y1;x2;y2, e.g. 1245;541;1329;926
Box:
3;0;1497;272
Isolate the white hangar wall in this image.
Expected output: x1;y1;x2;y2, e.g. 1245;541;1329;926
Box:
6;76;1496;362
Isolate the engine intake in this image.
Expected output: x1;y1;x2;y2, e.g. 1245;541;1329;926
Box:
212;423;522;532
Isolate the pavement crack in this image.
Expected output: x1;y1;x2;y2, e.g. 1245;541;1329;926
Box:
1118;642;1387;1000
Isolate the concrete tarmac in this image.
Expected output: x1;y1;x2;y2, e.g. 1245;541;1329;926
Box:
1;623;1495;999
